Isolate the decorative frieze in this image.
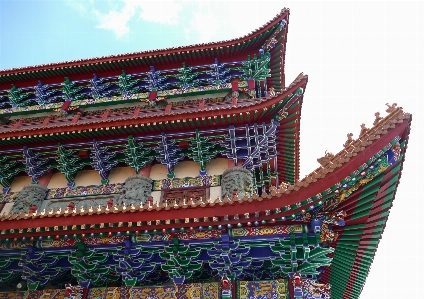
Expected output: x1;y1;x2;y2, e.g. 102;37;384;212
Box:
135;228;224;242
46;183;122;199
39;236;126;248
153;175;220;190
229;225;303;237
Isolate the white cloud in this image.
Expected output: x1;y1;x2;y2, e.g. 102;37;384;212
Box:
189;9;221;43
182;0;289;44
184;1;282;44
90;0;182;38
93;1;138;38
137;1;182;25
66;0;284;42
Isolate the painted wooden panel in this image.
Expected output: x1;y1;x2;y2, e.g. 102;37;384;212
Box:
237;280;288;299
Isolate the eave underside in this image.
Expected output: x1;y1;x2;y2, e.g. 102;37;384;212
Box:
0;108;412;296
0;108;410;240
0;75;307;186
320;119;411;299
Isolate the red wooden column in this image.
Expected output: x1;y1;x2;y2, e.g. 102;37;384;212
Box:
231;281;237;299
248;79;256;98
270;157;277;186
61;100;72;113
288;277;295;299
37;170;53;187
221;277;233;299
231;78;240;107
139;163;152;177
82;287;89;299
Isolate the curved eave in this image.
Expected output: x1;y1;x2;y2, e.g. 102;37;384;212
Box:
0;9;289;89
0;75;307;185
0;109;410;241
277;73;308;183
318;117;412;299
0;76;308;176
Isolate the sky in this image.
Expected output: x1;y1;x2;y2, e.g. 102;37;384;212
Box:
0;0;423;298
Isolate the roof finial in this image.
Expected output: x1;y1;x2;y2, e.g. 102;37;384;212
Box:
385;103;397;113
317;151;334;167
359;123;368;136
343;133;354;148
373;112;383;125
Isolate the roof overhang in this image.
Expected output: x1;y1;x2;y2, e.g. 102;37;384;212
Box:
0;74;308;182
0;108;410;237
0;9;290;90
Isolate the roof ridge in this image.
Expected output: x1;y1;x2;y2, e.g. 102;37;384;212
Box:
300;106;410;185
0;8;290;75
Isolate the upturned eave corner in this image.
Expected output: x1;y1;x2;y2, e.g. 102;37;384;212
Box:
0;106;411;238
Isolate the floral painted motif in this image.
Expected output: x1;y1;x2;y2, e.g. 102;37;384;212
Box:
40;236;126;248
203;283;220;299
176;284;202;299
132;286;177;299
320;223;338;243
87;288;105;299
302;279;331;299
0;292;26;299
63;283;218;298
0;240;32;250
238;280;288;299
135;229;223;243
322;136;403;211
24;290;44;299
229;225;303;237
158;82;247;97
47;184;122;199
154;175;220;191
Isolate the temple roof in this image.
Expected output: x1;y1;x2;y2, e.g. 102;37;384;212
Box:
0;9;290;90
0;106;412;299
0;8;299;181
319;115;411;298
0;74;307;183
0;106;410;231
0;6;412;295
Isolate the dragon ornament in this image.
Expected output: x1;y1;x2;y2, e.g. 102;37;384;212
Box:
319;210;346;243
302;279;331;299
292;272;331;299
317;151;335;167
